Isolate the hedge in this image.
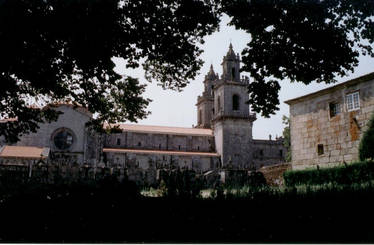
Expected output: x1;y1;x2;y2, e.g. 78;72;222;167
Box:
284;160;374;186
359;112;374;161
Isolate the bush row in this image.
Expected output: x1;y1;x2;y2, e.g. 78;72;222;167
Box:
284;160;374;186
1;179;374;243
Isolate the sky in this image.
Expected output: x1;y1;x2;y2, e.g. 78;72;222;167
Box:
113;15;374;140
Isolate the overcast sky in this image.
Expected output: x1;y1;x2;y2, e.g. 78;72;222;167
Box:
113;15;374;140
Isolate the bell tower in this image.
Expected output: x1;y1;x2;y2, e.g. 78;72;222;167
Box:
196;64;218;128
221;43;240;82
212;44;256;169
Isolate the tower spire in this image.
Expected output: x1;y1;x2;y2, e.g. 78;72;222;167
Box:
205;64;218;80
221;43;240;82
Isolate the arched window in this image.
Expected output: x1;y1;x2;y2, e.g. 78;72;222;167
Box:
198;109;202;124
231;67;236;80
232;94;240;111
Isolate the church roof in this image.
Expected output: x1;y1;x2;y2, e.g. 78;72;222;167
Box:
46;102;92;118
0;145;50;159
105;124;214;137
103;148;220;157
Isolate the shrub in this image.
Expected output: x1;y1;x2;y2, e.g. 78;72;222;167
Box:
284;160;374;186
158;169;203;199
359;112;374;161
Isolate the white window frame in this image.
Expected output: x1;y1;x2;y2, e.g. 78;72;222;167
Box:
345;91;360;112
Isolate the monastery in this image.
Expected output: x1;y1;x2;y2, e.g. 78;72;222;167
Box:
286;72;374;170
0;45;286;172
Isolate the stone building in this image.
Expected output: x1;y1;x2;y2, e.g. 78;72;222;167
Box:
196;44;285;169
285;72;374;170
0;44;286;174
102;124;221;173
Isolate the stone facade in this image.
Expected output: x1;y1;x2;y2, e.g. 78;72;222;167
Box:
102;125;220;173
252;138;286;168
0;104;94;164
197;44;285;169
0;44;286;181
285;72;374;170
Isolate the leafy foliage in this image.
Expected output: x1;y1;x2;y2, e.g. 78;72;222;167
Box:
222;0;374;117
2;174;374;242
359;113;374;161
158;169;204;199
284;160;374;186
223;170;268;188
0;0;220;142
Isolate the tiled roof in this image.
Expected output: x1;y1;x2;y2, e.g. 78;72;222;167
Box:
0;146;50;159
0;118;17;123
48;102;92;117
103;148;220;157
105;123;214;136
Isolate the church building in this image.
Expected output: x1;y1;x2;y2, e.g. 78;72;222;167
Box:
0;45;286;173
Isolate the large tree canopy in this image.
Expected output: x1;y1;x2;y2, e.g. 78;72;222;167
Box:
0;0;220;142
2;0;374;142
222;0;374;117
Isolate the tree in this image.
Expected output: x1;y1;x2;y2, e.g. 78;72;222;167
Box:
222;0;374;117
282;115;291;162
0;0;220;142
359;113;374;161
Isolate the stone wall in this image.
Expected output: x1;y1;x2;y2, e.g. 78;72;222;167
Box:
259;163;291;186
289;77;374;170
104;151;220;173
252;139;286;169
214;119;253;168
105;132;215;153
12;105;92;164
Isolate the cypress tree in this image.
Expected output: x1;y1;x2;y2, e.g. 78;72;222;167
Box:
359;113;374;161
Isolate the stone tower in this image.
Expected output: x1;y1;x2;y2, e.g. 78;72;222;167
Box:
212;44;256;168
196;64;218;128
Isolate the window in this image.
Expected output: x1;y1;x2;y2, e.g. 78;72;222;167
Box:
317;144;324;155
231;68;236;80
217;96;221;112
232;94;240;111
198;110;202;124
197;146;200;151
116;138;121;145
279;149;283;157
52;128;74;150
329;102;341;117
138;142;141;147
178;145;181;150
159;144;161;149
259;149;263;156
346;92;360;111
